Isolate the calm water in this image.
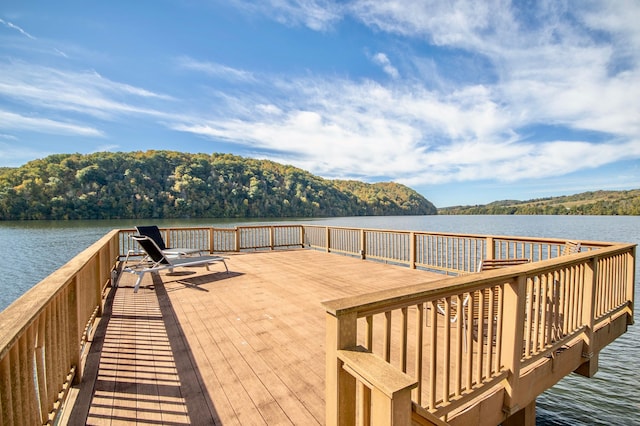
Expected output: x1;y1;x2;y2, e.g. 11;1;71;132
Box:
0;215;638;425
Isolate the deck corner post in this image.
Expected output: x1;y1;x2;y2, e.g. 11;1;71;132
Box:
501;275;527;411
360;229;367;260
371;385;413;426
326;310;357;426
576;257;598;378
626;246;636;325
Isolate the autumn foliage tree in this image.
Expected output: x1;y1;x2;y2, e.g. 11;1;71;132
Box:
0;151;437;220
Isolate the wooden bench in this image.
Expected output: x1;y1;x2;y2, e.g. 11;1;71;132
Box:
478;258;531;272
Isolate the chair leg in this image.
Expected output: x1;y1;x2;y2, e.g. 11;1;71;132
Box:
133;273;145;293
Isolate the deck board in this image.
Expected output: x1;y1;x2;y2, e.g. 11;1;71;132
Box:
72;248;444;425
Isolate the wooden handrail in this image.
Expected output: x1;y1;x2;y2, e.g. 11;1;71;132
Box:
323;242;635;426
0;230;119;424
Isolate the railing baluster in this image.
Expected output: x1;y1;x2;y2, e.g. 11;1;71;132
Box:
401;307;408;373
9;343;23;423
494;286;504;374
428;300;437;410
475;290;484;385
414;303;424;405
366;315;373;350
443;298;451;404
486;287;495;378
465;295;474;391
0;346;14;422
384;311;391;363
455;295;463;397
36;316;48;422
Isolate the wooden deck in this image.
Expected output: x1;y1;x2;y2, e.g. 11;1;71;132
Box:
67;249;443;425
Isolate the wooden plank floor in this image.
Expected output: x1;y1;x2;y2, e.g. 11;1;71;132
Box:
71;249;444;425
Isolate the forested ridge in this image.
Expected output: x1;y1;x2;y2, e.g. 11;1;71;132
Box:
0;151;436;220
439;189;640;215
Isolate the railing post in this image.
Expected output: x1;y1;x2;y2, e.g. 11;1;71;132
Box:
300;225;305;248
501;275;527;416
360;229;366;260
234;227;241;252
337;347;417;426
371;380;414;426
270;226;275;250
326;310;357;426
410;232;416;269
486;237;495;260
326;227;331;253
576;257;599;377
209;227;215;253
626;247;636;325
164;228;172;249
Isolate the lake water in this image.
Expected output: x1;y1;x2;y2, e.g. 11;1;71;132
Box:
0;215;638;425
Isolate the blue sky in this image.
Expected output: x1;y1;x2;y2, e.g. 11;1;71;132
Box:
1;1;639;207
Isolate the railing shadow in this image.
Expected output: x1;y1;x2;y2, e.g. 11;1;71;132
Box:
152;273;221;423
68;272;222;424
67;278;116;424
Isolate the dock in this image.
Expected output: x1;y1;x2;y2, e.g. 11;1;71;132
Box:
0;225;634;426
68;249;443;424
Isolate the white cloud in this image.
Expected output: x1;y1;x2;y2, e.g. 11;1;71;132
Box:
170;70;640;186
3;0;640;190
169;0;640;185
0;110;104;137
0;18;36;40
371;52;399;79
229;0;343;31
0;133;17;140
0;61;175;125
177;57;257;82
53;48;68;58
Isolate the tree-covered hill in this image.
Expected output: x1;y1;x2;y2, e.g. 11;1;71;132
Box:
438;189;640;215
0;151;436;220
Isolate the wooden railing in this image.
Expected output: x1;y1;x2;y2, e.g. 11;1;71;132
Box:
118;225;606;272
0;230;119;425
323;242;635;426
303;225;605;274
0;224;633;426
118;224;305;254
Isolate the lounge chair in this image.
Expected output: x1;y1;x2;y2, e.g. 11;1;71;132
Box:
123;235;228;293
472;258;531;341
135;225;203;257
436;258;531;349
562;240;581;256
